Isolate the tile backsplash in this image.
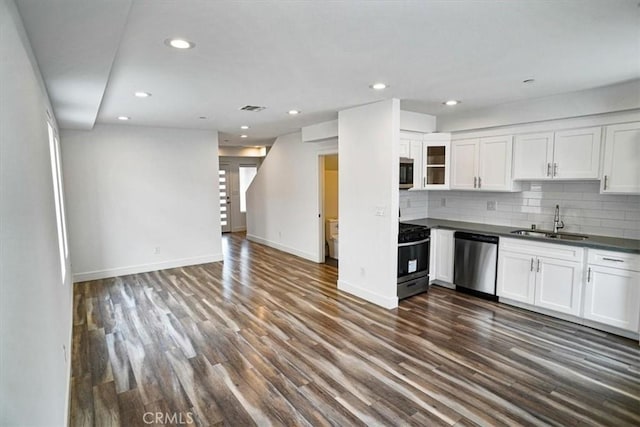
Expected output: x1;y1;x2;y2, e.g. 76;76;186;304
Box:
400;182;640;239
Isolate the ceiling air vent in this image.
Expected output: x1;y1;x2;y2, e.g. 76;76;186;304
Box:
239;105;266;112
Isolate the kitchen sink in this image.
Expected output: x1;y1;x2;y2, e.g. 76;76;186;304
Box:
511;230;549;238
510;229;589;241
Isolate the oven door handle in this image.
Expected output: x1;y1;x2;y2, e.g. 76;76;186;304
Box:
398;238;431;247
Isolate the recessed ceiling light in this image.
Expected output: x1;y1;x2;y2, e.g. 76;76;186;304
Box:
370;83;388;90
240;134;248;138
198;116;207;119
287;110;301;115
240;125;250;130
117;116;130;121
523;78;535;84
134;91;151;98
443;100;461;106
164;38;195;49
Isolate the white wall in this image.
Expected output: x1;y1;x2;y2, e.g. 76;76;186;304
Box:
438;79;640;132
62;124;222;281
246;132;337;262
338;99;400;309
0;0;73;425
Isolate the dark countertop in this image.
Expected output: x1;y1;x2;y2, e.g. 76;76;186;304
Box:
402;218;640;254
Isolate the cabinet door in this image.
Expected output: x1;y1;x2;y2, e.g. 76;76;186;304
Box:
435;229;454;283
512;133;554;180
399;139;411;158
535;257;582;316
478;135;513;191
584;265;640;332
602;123;640;194
450;139;478;190
423;133;451;190
429;231;437;282
410;140;424;189
497;250;535;304
553;127;602;179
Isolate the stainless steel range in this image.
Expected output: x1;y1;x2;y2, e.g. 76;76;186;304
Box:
398;223;431;299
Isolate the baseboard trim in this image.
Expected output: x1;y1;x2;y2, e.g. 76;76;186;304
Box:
73;253;224;283
337;279;398;309
246;234;318;263
499;297;639;340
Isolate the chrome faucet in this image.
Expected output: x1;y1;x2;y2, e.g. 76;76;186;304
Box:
553;204;565;234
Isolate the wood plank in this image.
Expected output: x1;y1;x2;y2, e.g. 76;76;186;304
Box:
69;232;640;426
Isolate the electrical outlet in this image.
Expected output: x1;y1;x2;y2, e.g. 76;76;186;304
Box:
154;246;160;254
441;198;446;207
487;201;497;211
375;206;385;216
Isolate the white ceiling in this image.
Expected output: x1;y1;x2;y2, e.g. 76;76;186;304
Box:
16;0;640;146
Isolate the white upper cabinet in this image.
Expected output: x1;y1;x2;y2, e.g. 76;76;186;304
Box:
478;135;513;191
513;126;602;181
601;122;640;194
422;133;451;190
451;136;518;191
400;132;423;190
554;127;602;179
451;139;478;190
399;139;410;158
513;132;554;180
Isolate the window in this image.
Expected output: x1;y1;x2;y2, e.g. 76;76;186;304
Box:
238;165;257;213
48;122;68;282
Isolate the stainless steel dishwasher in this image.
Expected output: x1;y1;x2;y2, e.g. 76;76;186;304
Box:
454;231;499;298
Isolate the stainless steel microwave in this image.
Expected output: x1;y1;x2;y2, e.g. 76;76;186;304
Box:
400;157;414;189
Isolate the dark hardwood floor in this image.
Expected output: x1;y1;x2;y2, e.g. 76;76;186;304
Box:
70;233;640;426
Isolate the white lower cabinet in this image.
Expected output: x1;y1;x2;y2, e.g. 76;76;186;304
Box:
535;256;582;316
497;250;535;304
434;229;454;283
584;249;640;332
497;238;583;316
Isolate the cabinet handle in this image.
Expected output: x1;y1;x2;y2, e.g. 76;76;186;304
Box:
587;267;591;282
536;259;540;272
603;175;608;190
478;177;482;188
547;163;551;177
602;257;624;263
473;176;477;188
530;258;534;272
553;163;558;177
424;177;426;187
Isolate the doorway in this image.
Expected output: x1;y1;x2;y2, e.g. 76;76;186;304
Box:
320;154;339;267
219;159;260;233
219;165;231;232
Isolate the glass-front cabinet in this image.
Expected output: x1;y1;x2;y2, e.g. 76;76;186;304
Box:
423;133;451;190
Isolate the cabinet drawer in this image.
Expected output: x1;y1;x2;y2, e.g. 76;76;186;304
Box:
500;237;583;262
587;249;640;271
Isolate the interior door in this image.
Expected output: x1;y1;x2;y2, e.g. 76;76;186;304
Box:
219;165;231;232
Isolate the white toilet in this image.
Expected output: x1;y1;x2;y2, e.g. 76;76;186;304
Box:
326;218;339;259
